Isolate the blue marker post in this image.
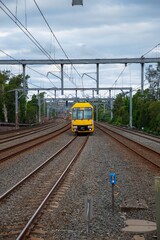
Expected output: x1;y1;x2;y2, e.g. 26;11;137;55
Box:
109;173;117;214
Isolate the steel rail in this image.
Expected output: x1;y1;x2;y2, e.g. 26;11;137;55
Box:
0;122;63;143
96;123;160;168
16;135;89;240
98;123;160;144
0;123;70;162
0;136;77;200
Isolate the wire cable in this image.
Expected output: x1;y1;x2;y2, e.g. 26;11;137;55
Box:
0;1;77;87
25;0;27;28
33;0;82;81
0;49;57;96
141;43;160;58
112;65;126;87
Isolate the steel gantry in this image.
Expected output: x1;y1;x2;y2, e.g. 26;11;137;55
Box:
13;87;132;129
1;57;160;128
0;57;160;94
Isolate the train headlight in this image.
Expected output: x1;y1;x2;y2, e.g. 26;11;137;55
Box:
72;125;77;132
88;125;92;130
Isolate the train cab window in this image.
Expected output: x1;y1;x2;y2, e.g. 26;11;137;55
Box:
84;108;92;119
72;107;92;120
72;109;77;119
77;110;83;119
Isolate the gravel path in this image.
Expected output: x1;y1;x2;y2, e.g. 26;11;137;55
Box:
26;128;159;240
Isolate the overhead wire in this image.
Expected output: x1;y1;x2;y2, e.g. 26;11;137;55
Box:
0;49;57;98
33;0;84;90
33;0;82;79
1;2;54;61
25;0;27;28
27;81;57;99
112;65;127;87
0;0;77;88
15;0;18;20
102;64;128;98
141;43;160;58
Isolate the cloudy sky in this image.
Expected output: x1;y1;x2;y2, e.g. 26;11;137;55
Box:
0;0;160;98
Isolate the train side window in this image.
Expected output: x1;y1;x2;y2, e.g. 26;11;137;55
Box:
84;109;92;119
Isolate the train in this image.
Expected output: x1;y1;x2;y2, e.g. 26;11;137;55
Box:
71;102;94;134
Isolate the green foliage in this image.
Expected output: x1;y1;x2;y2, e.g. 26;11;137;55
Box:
26;95;38;124
132;89;149;129
146;63;160;100
0;71;28;123
112;93;129;125
0;71;46;124
4;74;28;123
148;101;160;133
108;63;160;134
101;87;160;134
0;71;10;121
25;93;46;124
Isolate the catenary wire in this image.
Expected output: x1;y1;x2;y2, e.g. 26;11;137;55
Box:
0;1;77;88
141;43;160;58
33;0;83;88
0;49;57;99
33;0;82;79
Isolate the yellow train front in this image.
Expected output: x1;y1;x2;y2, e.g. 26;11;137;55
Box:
71;102;94;134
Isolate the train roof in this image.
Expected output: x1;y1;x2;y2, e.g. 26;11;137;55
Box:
71;102;93;109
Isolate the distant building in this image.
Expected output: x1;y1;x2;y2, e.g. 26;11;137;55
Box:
72;0;83;6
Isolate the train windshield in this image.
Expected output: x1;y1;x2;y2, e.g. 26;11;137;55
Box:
72;108;92;120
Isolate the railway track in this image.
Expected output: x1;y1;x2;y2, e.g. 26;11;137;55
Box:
96;122;160;168
0;135;89;239
0;120;64;142
104;123;160;144
0;122;70;162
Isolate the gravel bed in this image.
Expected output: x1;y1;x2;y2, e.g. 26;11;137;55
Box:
29;128;159;240
0;130;74;196
0;125;159;239
99;123;160;153
0;121;68;150
0;135;86;233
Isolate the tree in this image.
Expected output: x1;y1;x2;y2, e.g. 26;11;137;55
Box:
112;93;129;126
0;71;10;122
4;74;28;123
146;63;160;100
26;94;38;123
132;90;148;129
148;101;160;133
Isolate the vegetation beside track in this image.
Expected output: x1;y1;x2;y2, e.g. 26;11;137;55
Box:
98;63;160;135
